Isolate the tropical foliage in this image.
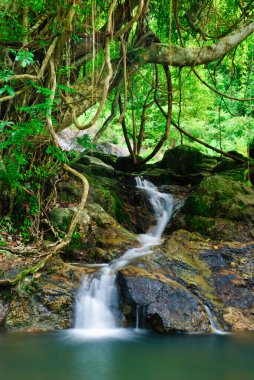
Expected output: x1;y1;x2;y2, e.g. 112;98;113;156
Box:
0;0;253;244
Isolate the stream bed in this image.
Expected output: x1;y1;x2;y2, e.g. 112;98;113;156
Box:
0;330;254;380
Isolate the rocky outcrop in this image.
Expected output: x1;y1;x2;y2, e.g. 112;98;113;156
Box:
159;145;218;176
117;266;210;333
176;173;254;241
0;253;91;332
117;230;254;332
134;145;218;187
49;203;137;263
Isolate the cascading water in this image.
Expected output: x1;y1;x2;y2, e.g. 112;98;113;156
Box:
75;266;120;330
204;305;229;335
74;178;175;336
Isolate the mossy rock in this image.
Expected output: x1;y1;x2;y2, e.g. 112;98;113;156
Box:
72;162;115;179
50;207;90;233
218;167;249;182
159;145;218;176
213;158;246;174
184;175;254;221
179;174;254;240
3;266;86;332
115;155;143;172
57;165;150;232
50;203;137;263
57;180;82;203
87;175;120;212
76;155;114;169
87;151;118;168
184;216;238;241
139;167;184;186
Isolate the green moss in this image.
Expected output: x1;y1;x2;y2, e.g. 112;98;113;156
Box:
184;175;252;220
113;193;131;226
185;215;215;234
57;181;82;203
50;208;74;232
184;195;213;217
160;145;217;175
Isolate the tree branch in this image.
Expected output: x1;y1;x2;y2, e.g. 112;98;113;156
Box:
139;21;254;67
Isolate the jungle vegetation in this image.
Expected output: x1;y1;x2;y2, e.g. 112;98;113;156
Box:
0;0;253;261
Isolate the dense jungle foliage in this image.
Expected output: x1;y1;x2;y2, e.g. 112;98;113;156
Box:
0;0;253;249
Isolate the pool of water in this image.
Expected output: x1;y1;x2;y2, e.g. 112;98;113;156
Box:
0;329;253;380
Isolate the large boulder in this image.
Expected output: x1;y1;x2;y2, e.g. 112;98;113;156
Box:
177;174;254;241
159;145;218;176
87;151;118;168
117;266;210;333
117;230;254;332
49;203;137;263
72;159;115;179
0;252;90;332
114;155;144;172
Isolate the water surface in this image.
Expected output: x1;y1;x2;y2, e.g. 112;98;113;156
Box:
0;330;253;380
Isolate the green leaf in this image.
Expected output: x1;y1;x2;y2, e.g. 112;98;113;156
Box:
6;85;15;97
0;85;15;97
57;84;76;93
0;69;13;82
0;121;14;130
77;134;93;149
16;51;34;67
46;145;69;163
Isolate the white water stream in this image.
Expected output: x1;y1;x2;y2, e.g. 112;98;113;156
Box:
74;178;175;335
204;306;229;335
73;178;226;337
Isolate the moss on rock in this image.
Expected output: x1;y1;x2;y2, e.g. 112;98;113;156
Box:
179;174;254;241
159;145;217;175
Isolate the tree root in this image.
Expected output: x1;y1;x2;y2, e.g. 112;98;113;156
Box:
0;60;90;289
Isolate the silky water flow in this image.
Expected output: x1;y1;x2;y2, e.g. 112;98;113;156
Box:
74;178;175;336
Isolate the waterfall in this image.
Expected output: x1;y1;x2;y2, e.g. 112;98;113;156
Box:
74;178;175;335
204;305;229;335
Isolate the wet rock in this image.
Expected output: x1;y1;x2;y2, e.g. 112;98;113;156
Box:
200;250;227;268
117;230;254;332
213;270;253;309
3;261;88;332
0;299;9;325
117;266;210;333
